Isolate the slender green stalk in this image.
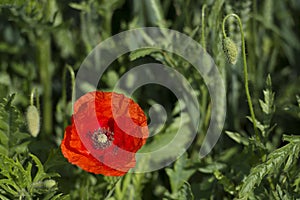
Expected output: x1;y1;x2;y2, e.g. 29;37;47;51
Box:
222;14;259;141
30;88;36;106
36;36;52;135
62;65;76;127
251;0;257;75
104;177;122;200
201;4;207;51
30;88;40;110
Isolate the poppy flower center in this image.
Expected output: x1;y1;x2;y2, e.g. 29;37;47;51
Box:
89;128;114;149
97;134;108;143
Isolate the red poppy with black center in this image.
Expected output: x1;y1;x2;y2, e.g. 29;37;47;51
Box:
61;91;149;176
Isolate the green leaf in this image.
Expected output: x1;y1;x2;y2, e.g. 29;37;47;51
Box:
198;162;227;174
238;135;300;198
69;2;89;12
164;182;194;200
43;148;67;171
0;179;20;196
139;112;195;171
176;182;194;200
225;131;249;146
259;75;275;115
283;134;300;143
0;0;23;7
165;153;196;193
214;171;235;195
0;94;31;156
0;194;11;200
0;153;63;199
31;154;59;183
143;0;165;27
272;184;293;200
129;48;161;61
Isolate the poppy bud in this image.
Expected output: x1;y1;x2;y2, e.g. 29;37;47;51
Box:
223;37;238;65
43;179;56;189
26;105;40;137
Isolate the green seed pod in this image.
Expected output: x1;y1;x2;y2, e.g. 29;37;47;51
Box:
43;179;56;189
223;37;238;65
26;105;40;137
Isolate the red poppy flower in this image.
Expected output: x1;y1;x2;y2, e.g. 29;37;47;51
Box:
61;91;148;176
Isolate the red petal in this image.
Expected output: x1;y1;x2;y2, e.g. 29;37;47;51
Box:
61;91;149;176
61;125;130;176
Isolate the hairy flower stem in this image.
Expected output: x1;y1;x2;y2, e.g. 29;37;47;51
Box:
30;88;39;109
222;14;259;142
62;65;75;128
201;4;207;51
104;177;122;200
36;36;52;135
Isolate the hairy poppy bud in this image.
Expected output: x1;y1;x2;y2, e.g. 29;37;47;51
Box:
223;37;238;65
26;105;40;137
43;179;56;189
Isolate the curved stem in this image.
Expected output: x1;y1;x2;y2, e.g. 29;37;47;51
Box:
30;88;40;110
30;88;35;106
201;4;207;51
222;14;259;141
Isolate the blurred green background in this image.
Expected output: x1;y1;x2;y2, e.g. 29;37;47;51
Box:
0;0;300;199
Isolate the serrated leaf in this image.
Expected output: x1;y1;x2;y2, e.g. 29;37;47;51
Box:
259;85;275;115
238;136;300;198
44;193;70;200
0;153;62;198
165;153;196;193
225;131;249;146
246;116;265;135
198;162;227;174
177;182;194;200
214;171;235;195
0;194;11;200
0;94;30;156
0;179;20;196
283;134;300;143
31;154;49;183
69;2;89;12
129;48;161;61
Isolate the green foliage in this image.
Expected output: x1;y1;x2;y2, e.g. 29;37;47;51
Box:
1;0;300;199
0;153;68;199
0;94;67;199
164;182;194;200
0;0;23;7
0;94;30;156
238;135;300;199
257;74;276;139
129;48;162;61
165;153;196;194
259;75;275;116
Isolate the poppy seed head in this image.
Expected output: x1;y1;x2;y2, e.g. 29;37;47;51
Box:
90;128;114;149
97;134;108;143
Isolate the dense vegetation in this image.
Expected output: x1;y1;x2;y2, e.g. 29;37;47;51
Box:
0;0;300;199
